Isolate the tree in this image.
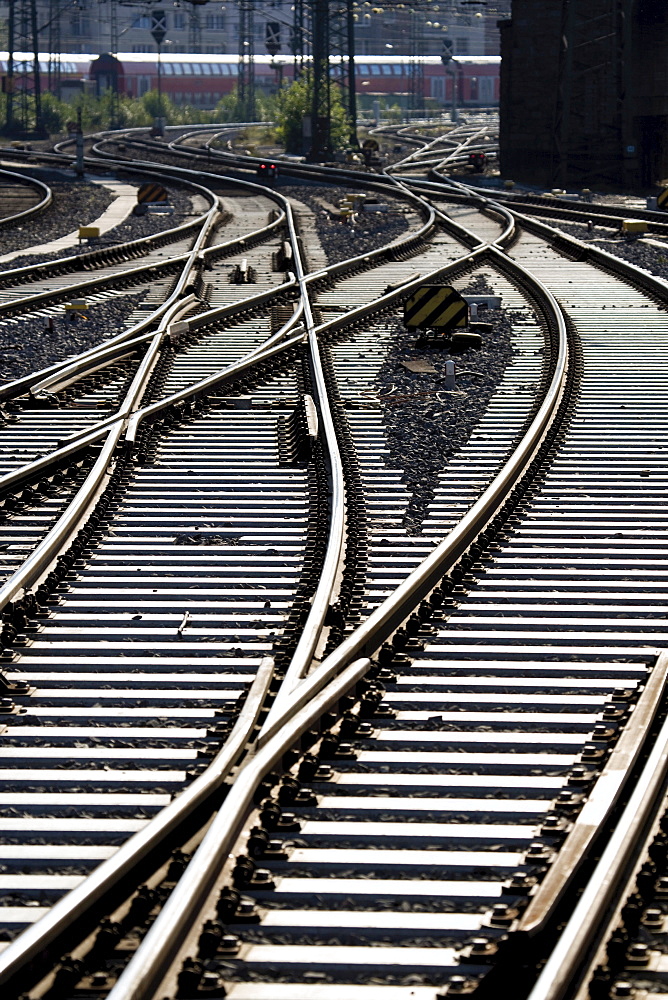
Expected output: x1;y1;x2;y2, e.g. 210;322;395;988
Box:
274;78;350;155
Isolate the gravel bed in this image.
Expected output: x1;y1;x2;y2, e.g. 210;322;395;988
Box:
2;184;197;272
0;179;113;257
376;273;515;534
0;292;145;385
288;182;519;536
548;219;668;281
282;183;410;265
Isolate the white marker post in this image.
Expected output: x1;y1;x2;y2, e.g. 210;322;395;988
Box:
444;360;456;390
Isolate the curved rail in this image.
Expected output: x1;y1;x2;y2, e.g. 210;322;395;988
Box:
0;166;52;228
528;652;668;1000
0;127;489;992
97;121;668;1000
102;237;570;999
0;126;568;996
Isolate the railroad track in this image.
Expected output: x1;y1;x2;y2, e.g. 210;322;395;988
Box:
0;125;665;1000
0;168;51;227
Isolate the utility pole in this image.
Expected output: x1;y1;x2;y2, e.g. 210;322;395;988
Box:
441;39;457;122
346;0;358;147
291;0;305;80
188;0;206;53
238;0;256;121
47;0;62;98
309;0;332;161
408;9;424;117
151;8;167;135
3;0;44;137
108;0;119;126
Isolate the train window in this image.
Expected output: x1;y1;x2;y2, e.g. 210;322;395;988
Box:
191;64;202;75
229;64;238;75
479;76;493;100
162;64;173;75
382;65;392;75
202;64;212;75
358;64;369;75
173;64;183;75
370;65;381;75
393;65;404;75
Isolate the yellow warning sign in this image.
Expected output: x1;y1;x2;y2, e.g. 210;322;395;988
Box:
658;187;668;210
404;285;468;331
137;182;169;204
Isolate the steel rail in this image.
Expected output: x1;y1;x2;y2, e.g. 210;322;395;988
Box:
0;200;285;403
124;326;307;446
0;247;193;320
102;242;569;1000
527;650;668;1000
519;651;668;937
429;160;668;301
510;208;668;297
0;277;300;510
0;164;221;322
0;268;315;998
259;192;347;711
0;294;198;496
105;657;372;1000
27;263;295;401
259;240;568;742
0;139;518;994
0;166;51;228
0;175;297;541
0;308;168;612
94;144;437;709
0;656;275;996
0;181;215;290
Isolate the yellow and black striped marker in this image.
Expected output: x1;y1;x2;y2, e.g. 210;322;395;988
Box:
404;285;468;331
658;187;668;210
137;182;169;204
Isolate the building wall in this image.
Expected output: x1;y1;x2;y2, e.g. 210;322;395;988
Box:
500;0;668;191
0;1;506;59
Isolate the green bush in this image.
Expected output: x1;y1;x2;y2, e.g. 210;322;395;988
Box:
274;78;351;154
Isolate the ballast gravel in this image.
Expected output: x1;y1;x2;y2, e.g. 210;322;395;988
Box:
294;196;517;535
281;183;410;265
2;184;196;272
544;219;668;282
377;273;515;534
0;292;144;385
0;179;113;258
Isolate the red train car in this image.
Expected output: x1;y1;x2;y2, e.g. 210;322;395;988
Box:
0;52;499;111
91;52;499;109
